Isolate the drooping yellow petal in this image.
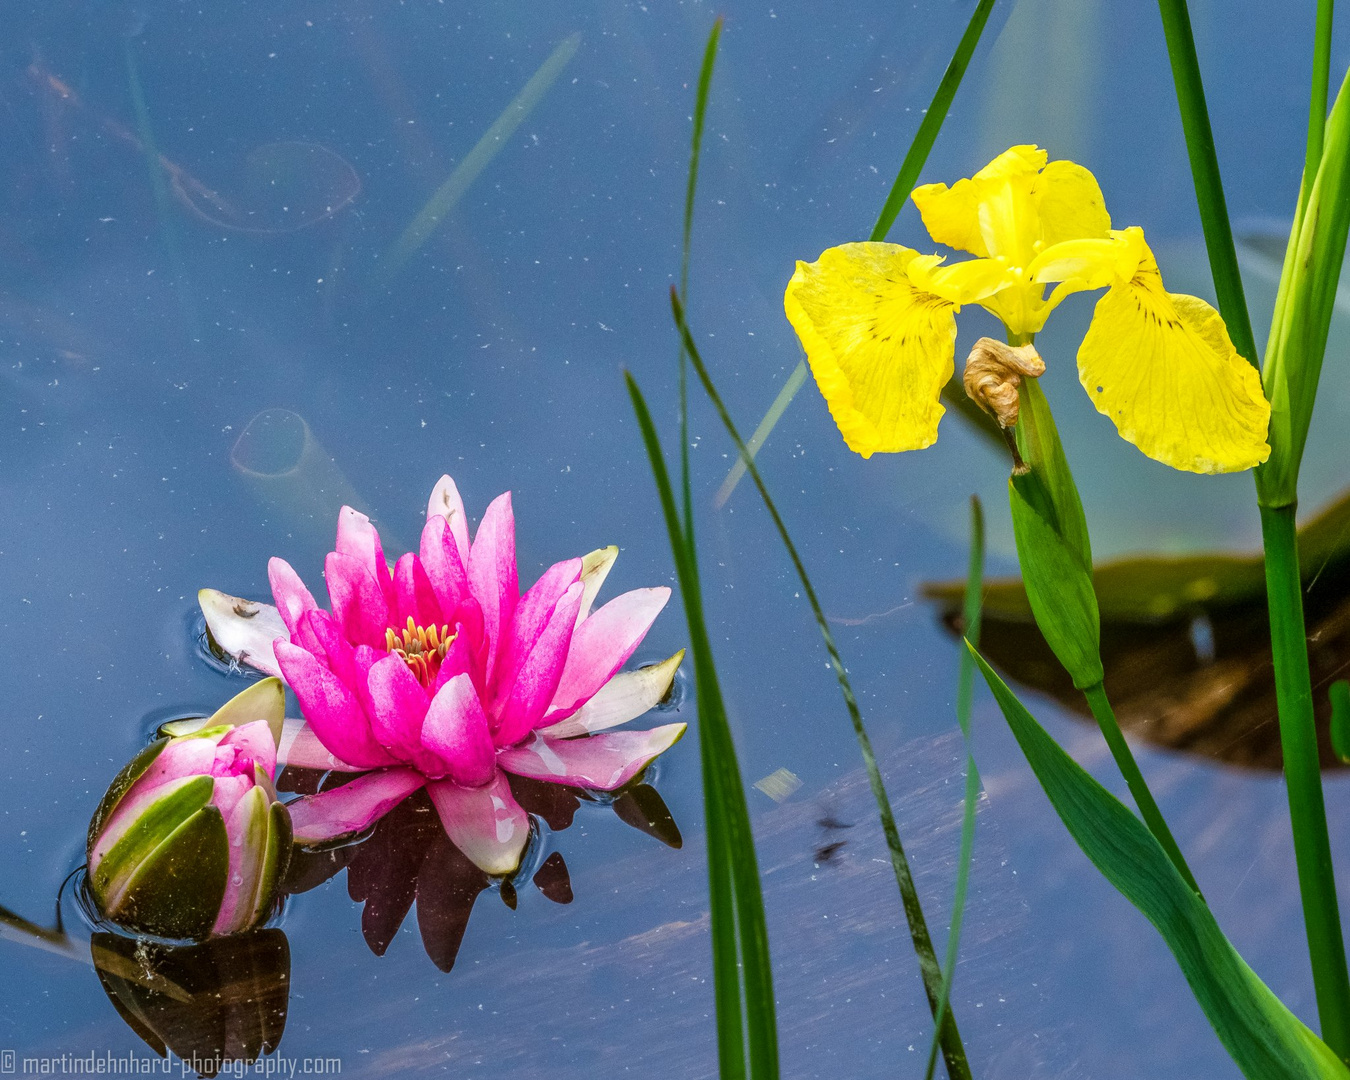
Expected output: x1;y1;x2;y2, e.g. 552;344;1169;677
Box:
1077;252;1271;474
784;242;958;457
1030;160;1111;247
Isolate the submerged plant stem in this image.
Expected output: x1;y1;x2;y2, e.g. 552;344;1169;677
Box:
1260;502;1350;1060
1082;683;1199;895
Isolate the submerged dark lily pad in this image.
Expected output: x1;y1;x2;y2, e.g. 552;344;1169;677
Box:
923;488;1350;770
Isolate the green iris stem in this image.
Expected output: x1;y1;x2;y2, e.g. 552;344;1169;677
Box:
1304;0;1335;210
1260;502;1350;1060
1081;684;1199;896
1155;0;1259;369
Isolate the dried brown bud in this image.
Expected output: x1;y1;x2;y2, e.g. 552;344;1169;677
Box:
962;338;1046;430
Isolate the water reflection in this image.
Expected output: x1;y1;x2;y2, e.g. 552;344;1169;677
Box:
283;776;680;972
27;64;359;235
925;488;1350;769
91;930;289;1078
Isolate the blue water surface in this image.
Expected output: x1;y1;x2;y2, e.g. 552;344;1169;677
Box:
2;1;1349;1076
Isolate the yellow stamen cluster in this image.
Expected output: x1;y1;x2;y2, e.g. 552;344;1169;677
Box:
385;617;456;687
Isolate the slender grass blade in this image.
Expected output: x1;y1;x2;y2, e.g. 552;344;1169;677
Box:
924;496;985;1080
627;374;779;1079
672;292;971;1079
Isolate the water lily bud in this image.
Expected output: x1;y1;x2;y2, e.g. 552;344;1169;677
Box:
86;680;292;940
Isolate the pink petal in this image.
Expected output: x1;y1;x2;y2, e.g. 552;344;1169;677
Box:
492;582;584;747
420;674;497;786
267;558;318;640
467;492;518;687
296;609;361;692
335;506;395;607
429;632;478;698
497;724;686;791
393;553;443;630
218;719;279;781
420;515;471;620
325;551;391;650
427;771;530;876
366;654;431;760
539;650;684;737
198;589;286;678
547;588;670;718
288;768;425;845
427;475;471;564
207;772;253;825
490;557;581;702
277;718;363;772
137;732;222;790
275;641;399;770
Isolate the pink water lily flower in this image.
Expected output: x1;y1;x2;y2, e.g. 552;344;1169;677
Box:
199;475;685;876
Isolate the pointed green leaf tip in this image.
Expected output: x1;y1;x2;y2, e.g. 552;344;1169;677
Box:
968;643;1350;1079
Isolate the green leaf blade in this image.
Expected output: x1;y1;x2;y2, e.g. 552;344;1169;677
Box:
972;647;1350;1079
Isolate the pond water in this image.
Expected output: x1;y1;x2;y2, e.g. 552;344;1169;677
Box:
3;1;1350;1077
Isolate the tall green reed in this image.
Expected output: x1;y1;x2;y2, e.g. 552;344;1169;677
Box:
1158;0;1350;1056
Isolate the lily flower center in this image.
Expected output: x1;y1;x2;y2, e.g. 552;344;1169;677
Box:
385;616;456;688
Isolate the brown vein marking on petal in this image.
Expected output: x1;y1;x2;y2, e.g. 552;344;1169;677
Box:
962;337;1045;429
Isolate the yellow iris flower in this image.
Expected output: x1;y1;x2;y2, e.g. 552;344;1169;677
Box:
783;145;1271;473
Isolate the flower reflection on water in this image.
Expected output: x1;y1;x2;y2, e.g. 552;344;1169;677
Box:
91;929;290;1078
284;775;681;973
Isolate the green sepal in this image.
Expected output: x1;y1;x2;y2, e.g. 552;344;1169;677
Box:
91;775;216;907
207;678;286;749
109;805;230;941
1008;475;1103;690
86;738;170;857
159;678;286;748
250;801;293;928
969;644;1350;1079
1013;377;1091;568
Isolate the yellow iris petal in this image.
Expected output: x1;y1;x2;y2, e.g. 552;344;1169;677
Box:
1030;160;1111;247
784;243;957;457
1077;254;1271;474
912;147;1112;274
911;176;987;257
912;145;1047;259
